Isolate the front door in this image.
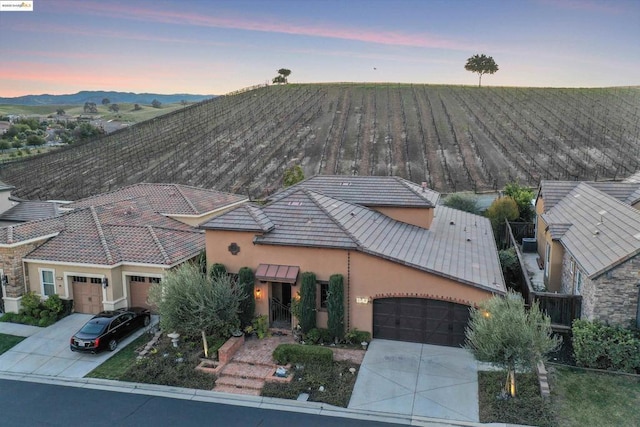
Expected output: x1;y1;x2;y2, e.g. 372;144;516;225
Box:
270;282;292;327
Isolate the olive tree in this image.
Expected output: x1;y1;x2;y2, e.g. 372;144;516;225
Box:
465;291;560;397
464;54;499;87
148;263;245;340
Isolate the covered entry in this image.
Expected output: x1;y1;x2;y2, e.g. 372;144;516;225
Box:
255;264;299;328
72;276;103;314
373;298;471;347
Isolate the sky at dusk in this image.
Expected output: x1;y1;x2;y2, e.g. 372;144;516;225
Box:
0;0;638;97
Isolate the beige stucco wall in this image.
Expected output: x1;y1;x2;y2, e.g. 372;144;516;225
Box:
206;229;496;334
373;206;433;229
0;190;14;214
23;261;167;311
536;212;564;292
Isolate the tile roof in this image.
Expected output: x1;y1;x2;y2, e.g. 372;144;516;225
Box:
205;188;505;293
200;204;274;232
66;183;247;216
539;180;640;212
0;200;62;223
268;175;440;208
0;181;14;192
541;182;640;278
623;171;640;183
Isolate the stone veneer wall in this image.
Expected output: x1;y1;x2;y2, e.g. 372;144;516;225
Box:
0;241;45;299
559;251;639;327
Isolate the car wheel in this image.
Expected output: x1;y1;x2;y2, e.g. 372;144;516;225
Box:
144;316;150;327
108;339;118;351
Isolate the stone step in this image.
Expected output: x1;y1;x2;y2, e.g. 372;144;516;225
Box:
220;361;275;379
216;376;265;390
214;384;262;396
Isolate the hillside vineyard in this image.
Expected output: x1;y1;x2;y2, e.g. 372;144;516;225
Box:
1;84;639;200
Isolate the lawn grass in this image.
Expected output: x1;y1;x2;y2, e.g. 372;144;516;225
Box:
85;334;150;380
478;370;555;427
550;366;640;427
0;333;25;355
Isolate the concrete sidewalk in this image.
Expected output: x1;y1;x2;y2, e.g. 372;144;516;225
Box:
0;321;43;337
349;340;480;422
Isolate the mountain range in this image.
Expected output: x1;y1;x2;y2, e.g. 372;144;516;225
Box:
0;91;214;106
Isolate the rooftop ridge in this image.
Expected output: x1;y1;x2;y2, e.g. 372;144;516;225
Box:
244;205;272;232
147;225;172;264
304;189;363;248
394;176;439;206
90;206;113;264
172;184;198;214
7;225;13;244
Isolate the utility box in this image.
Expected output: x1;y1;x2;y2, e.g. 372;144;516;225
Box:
522;238;537;253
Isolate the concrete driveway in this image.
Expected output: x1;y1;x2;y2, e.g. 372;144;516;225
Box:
0;313;154;378
348;339;479;422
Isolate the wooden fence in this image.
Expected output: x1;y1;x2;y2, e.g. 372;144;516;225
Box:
505;220;581;330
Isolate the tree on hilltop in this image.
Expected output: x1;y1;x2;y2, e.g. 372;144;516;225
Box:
101;98;110;105
273;68;292;84
151;99;162;108
108;104;119;113
465;54;498;87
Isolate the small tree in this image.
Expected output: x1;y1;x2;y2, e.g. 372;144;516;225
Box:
237;267;255;328
101;98;110;105
209;263;227;280
503;182;535;222
56;108;65;115
465;291;560;398
151;99;162;108
283;165;305;187
465;54;499;87
109;103;120;113
485;196;519;240
272;68;291;84
148;263;244;339
327;274;344;341
299;272;317;333
443;193;480;214
83;102;98;113
133;103;142;111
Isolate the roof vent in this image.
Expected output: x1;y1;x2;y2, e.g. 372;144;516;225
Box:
450;221;455;225
634;232;640;240
339;182;352;186
287;201;303;206
350;212;356;216
421;182;428;192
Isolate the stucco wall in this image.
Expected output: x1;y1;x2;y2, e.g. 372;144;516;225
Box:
205;229;496;334
373;206;433;229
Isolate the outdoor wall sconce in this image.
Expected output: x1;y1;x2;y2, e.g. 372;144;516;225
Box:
1;275;8;287
255;288;262;300
101;278;109;289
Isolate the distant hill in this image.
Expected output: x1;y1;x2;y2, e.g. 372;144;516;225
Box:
0;83;638;201
0;91;214;106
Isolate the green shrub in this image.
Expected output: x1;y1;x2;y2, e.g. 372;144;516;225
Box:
443;193;481;214
251;314;270;339
38;317;51;327
61;299;74;317
43;294;64;316
20;291;41;316
572;319;640;373
273;343;333;365
209;263;226;280
299;272;316;333
304;328;321;344
0;312;18;323
327;274;344;341
344;328;371;344
237;267;255;328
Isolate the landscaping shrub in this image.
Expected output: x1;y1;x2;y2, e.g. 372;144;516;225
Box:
327;274;344;341
237;267;255;328
572;319;640;373
344;328;371;344
273;343;333;365
6;292;67;327
19;292;41;317
299;272;316;333
303;328;332;344
443;193;481;214
209;263;226;279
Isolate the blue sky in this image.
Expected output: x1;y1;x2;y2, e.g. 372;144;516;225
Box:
0;0;638;96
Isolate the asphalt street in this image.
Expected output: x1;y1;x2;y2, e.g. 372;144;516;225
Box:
0;379;406;427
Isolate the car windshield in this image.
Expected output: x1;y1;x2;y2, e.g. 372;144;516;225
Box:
79;321;106;335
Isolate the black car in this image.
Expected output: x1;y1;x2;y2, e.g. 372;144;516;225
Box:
70;307;151;353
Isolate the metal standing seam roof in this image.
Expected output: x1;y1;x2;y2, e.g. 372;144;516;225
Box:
204;187;506;293
542;182;640;278
255;264;300;283
267;175;440;208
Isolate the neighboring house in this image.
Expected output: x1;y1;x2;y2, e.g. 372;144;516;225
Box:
201;175;506;347
0;199;64;227
0;183;247;314
535;178;640;327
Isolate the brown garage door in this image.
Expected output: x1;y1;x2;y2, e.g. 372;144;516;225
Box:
129;276;154;311
72;277;103;314
373;298;471;347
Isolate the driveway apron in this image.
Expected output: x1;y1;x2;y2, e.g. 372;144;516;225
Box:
348;339;479;422
0;313;153;378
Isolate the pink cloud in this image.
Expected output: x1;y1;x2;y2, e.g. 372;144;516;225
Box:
60;1;470;50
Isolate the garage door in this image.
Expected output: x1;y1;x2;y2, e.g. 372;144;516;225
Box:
129;276;154;311
373;298;471;347
72;277;103;314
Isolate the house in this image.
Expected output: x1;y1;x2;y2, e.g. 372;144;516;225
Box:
0;183;247;314
535;178;640;327
201;175;506;347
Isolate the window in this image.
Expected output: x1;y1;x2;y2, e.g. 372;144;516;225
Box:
129;276;147;282
574;269;583;295
41;269;55;297
150;277;161;284
90;277;102;284
71;276;87;282
318;281;329;309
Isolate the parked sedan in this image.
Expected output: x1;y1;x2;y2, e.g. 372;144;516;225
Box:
70;307;151;353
